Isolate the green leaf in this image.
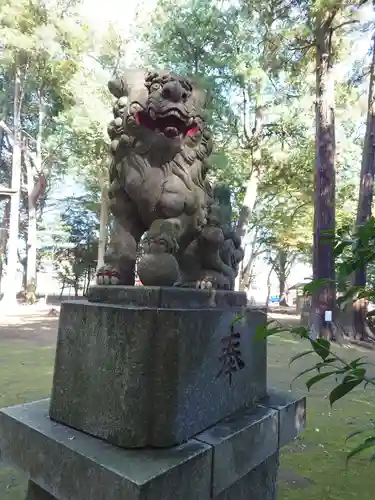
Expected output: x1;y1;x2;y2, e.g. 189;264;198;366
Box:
230;314;244;328
334;240;351;257
346;425;375;442
291;365;320;385
346;430;365;442
347;437;375;463
255;322;283;340
337;287;362;308
303;279;334;296
348;357;367;368
329;379;363;406
343;368;366;381
289;326;309;338
306;371;340;390
311;338;330;360
289;350;314;366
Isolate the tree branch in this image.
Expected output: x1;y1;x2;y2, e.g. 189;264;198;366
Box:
324;7;340;29
241;85;252;145
332;20;360;32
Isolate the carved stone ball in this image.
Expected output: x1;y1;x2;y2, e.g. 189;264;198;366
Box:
138;253;180;286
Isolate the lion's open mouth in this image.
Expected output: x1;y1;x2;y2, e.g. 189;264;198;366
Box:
136;110;198;138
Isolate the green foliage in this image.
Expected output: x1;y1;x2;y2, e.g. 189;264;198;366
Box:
51;198;98;295
257;316;375;461
256;217;375;462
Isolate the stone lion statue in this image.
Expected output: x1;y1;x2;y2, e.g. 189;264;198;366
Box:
96;69;243;289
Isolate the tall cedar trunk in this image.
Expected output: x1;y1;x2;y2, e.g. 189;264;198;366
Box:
0;66;23;308
97;178;109;270
26;99;44;303
311;18;336;340
353;34;375;340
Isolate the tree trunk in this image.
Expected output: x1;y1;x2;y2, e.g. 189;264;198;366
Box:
265;264;275;308
26;100;44;304
0;93;11;290
97;180;108;270
0;202;10;291
353;33;375;340
278;249;287;302
310;17;337;340
0;88;9;161
235;79;265;290
239;227;261;291
236;171;260;241
0;66;23;309
236;80;265;240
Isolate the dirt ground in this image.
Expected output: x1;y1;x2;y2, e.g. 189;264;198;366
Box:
0;305;60;346
0;307;301;347
0;306;303;344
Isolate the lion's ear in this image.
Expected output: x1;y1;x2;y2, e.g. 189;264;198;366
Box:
108;78;129;99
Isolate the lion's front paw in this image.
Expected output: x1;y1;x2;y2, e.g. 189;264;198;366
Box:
96;266;121;285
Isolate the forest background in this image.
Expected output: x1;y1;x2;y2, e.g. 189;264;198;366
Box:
1;0;375;340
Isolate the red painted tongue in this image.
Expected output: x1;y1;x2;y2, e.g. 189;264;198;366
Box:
164;126;179;138
187;125;199;136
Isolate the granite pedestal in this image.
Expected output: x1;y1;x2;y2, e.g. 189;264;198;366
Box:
50;286;267;448
0;286;307;499
0;392;305;500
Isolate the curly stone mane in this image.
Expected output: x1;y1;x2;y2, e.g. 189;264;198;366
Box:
107;70;213;215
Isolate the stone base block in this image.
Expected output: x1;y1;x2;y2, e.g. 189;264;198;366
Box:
215;453;279;500
49;286;267;448
0;392;305;500
26;481;57;500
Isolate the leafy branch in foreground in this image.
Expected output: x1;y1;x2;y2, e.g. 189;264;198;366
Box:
256;320;375;463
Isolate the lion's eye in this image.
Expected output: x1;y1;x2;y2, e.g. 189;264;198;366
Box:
151;82;161;92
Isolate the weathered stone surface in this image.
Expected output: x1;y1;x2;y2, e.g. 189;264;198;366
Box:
87;285;247;309
215;453;279;500
26;481;57;500
259;389;306;447
50;300;267;448
49;301;157;448
0;392;304;500
0;400;212;500
88;285;161;307
196;406;278;496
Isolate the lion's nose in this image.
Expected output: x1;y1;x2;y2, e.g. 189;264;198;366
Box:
162;81;186;102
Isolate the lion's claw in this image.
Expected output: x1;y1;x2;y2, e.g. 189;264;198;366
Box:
195;280;213;290
96;266;121;285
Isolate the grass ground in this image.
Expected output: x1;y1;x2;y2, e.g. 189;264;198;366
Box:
1;309;375;499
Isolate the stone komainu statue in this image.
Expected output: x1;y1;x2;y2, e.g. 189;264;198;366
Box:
96;70;244;289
